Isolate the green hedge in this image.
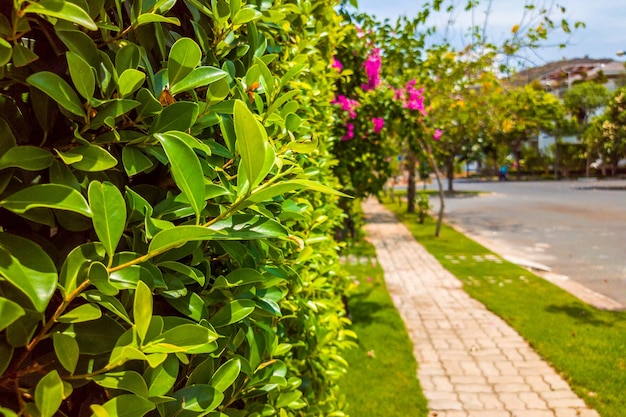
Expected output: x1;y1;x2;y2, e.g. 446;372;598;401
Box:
0;1;354;416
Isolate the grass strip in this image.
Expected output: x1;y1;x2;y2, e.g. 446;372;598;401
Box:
383;197;626;417
339;246;429;417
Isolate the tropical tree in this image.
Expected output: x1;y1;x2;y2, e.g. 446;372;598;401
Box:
588;87;626;176
563;81;610;175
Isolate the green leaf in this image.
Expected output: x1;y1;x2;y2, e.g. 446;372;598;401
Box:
266;90;298;119
232;7;261;25
163;385;224;415
0;146;53;171
234;100;267;190
209;299;255;327
91;99;140;129
148;226;222;256
68;144;118;172
148;101;199;134
208;214;288;240
88;181;127;257
248;179;349;204
169;66;228;95
122;146;154;176
143;324;219;353
98;394;155;417
135;88;162;120
53;332;79;373
135;13;180;27
30;87;58;135
155;132;205;218
254;56;274;98
0;233;57;312
118;69;146;98
11;43;38;67
144;355;179;396
82;291;131;324
57;29;100;68
58;303;102;323
66;51;95;99
115;44;141;75
1;184;92;218
35;370;64;417
24;0;97;31
168;37;202;87
0;297;25;331
59;242;106;297
134;280;152;343
27;71;86;117
0;38;12;67
209;358;241;392
93;371;149;398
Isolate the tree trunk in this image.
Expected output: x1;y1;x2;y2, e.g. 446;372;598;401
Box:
406;149;416;213
446;160;455;193
419;140;444;237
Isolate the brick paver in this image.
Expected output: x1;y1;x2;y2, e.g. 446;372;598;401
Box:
361;198;600;417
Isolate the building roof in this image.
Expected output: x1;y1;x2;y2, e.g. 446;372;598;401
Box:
509;58;624;88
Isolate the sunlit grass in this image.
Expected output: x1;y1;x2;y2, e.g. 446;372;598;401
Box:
340;244;428;417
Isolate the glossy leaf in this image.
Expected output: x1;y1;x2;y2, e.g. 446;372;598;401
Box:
93;371;149;398
209;299;255;327
155;132;205;218
30;87;58;135
234;100;267;190
23;0;97;30
0;146;53;171
99;394;155;417
232;7;261;25
67;51;95;99
57;29;100;68
59;242;106;297
143;324;218;353
11;43;38;67
1;184;92;217
135;13;180;27
134;280;152;343
170;66;228;95
208;214;288;240
122;146;154;176
27;72;86;117
148;226;222;255
88;181;127;257
53;333;79;373
148;101;199;134
35;371;64;417
0;233;57;312
163;385;224;415
144;355;179;396
91;99;141;129
168;38;202;87
68;145;118;172
209;358;241;392
0;297;25;331
57;303;102;323
118;69;146;98
0;38;11;67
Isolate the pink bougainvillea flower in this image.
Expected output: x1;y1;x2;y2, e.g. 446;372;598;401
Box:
361;48;382;91
372;117;384;133
332;95;359;118
331;57;343;73
342;123;355;141
433;129;443;141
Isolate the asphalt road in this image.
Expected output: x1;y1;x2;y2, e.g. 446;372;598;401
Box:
427;179;626;306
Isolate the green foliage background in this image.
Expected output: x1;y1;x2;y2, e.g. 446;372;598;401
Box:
0;1;356;416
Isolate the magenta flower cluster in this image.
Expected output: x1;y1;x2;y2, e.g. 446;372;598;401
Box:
332;95;359;119
331;57;343;73
395;80;426;115
372;117;384;133
361;48;382;91
433;129;443;140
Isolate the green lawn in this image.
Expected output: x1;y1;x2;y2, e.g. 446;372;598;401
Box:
383;198;626;417
339;247;428;417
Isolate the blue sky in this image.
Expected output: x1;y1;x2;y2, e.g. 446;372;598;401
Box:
354;0;626;66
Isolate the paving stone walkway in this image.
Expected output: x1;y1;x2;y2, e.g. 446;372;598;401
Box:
361;198;600;417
